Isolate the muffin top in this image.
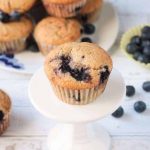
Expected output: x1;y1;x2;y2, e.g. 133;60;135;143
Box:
34;17;81;46
0;17;33;42
42;0;82;4
45;42;113;89
0;0;36;13
80;0;103;14
0;90;11;121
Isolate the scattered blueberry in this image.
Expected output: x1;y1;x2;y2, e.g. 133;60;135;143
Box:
126;43;141;54
10;11;22;21
133;52;142;60
112;107;124;118
142;26;150;34
0;110;4;121
81;37;92;43
126;85;135;97
0;11;10;23
83;24;95;34
131;36;141;45
143;45;150;56
143;81;150;92
134;101;146;113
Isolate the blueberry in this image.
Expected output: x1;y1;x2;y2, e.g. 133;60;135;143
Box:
112;107;124;118
143;45;150;56
126;85;135;97
143;81;150;92
134;101;146;113
126;43;141;54
141;32;150;40
81;37;92;43
10;11;22;21
133;52;142;60
131;36;141;45
0;110;4;121
141;40;150;48
83;24;95;34
136;54;150;63
0;11;10;23
142;26;150;34
5;54;14;59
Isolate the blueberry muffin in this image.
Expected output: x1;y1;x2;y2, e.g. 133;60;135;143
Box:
0;0;36;14
0;90;11;135
78;0;103;23
34;17;81;55
45;42;113;105
0;15;33;54
42;0;87;18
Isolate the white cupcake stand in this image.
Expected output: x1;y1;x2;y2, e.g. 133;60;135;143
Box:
28;68;125;150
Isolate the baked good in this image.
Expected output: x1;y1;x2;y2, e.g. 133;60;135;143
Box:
79;0;103;23
0;90;11;135
42;0;87;18
0;0;36;14
0;16;33;54
44;42;113;105
34;17;81;55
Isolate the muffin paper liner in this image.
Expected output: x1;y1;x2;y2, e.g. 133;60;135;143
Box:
0;38;27;54
120;24;150;69
0;114;9;135
51;82;107;105
43;0;87;18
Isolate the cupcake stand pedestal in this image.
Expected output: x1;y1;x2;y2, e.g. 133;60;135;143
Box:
28;68;125;150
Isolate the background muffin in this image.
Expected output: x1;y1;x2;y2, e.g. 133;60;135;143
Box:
79;0;103;23
0;90;11;135
45;42;113;105
42;0;87;18
34;17;81;55
0;16;33;54
0;0;36;14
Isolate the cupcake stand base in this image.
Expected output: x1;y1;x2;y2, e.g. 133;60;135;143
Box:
28;68;125;150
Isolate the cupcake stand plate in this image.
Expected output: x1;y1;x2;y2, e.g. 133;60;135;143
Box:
0;2;119;75
28;68;125;150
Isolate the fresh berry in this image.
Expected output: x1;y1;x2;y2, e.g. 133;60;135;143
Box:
5;54;14;59
0;110;4;121
126;85;135;97
143;45;150;56
83;24;95;34
112;107;124;118
143;81;150;92
126;43;141;54
133;52;142;60
141;40;150;48
136;54;150;63
0;11;10;23
142;26;150;34
134;101;146;113
141;32;150;40
81;37;92;43
10;11;22;21
131;36;141;45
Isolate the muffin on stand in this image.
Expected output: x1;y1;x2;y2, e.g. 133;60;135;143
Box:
44;42;113;105
34;17;81;55
42;0;87;18
0;90;11;135
78;0;103;23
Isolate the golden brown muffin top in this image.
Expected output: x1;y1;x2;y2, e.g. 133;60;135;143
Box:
34;17;81;46
80;0;103;14
0;0;36;13
42;0;82;4
0;90;11;114
45;42;113;89
0;17;33;42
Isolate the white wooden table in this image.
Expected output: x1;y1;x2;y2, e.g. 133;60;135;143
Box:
0;0;150;149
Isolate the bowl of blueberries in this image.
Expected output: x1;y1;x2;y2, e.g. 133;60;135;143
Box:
120;25;150;68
